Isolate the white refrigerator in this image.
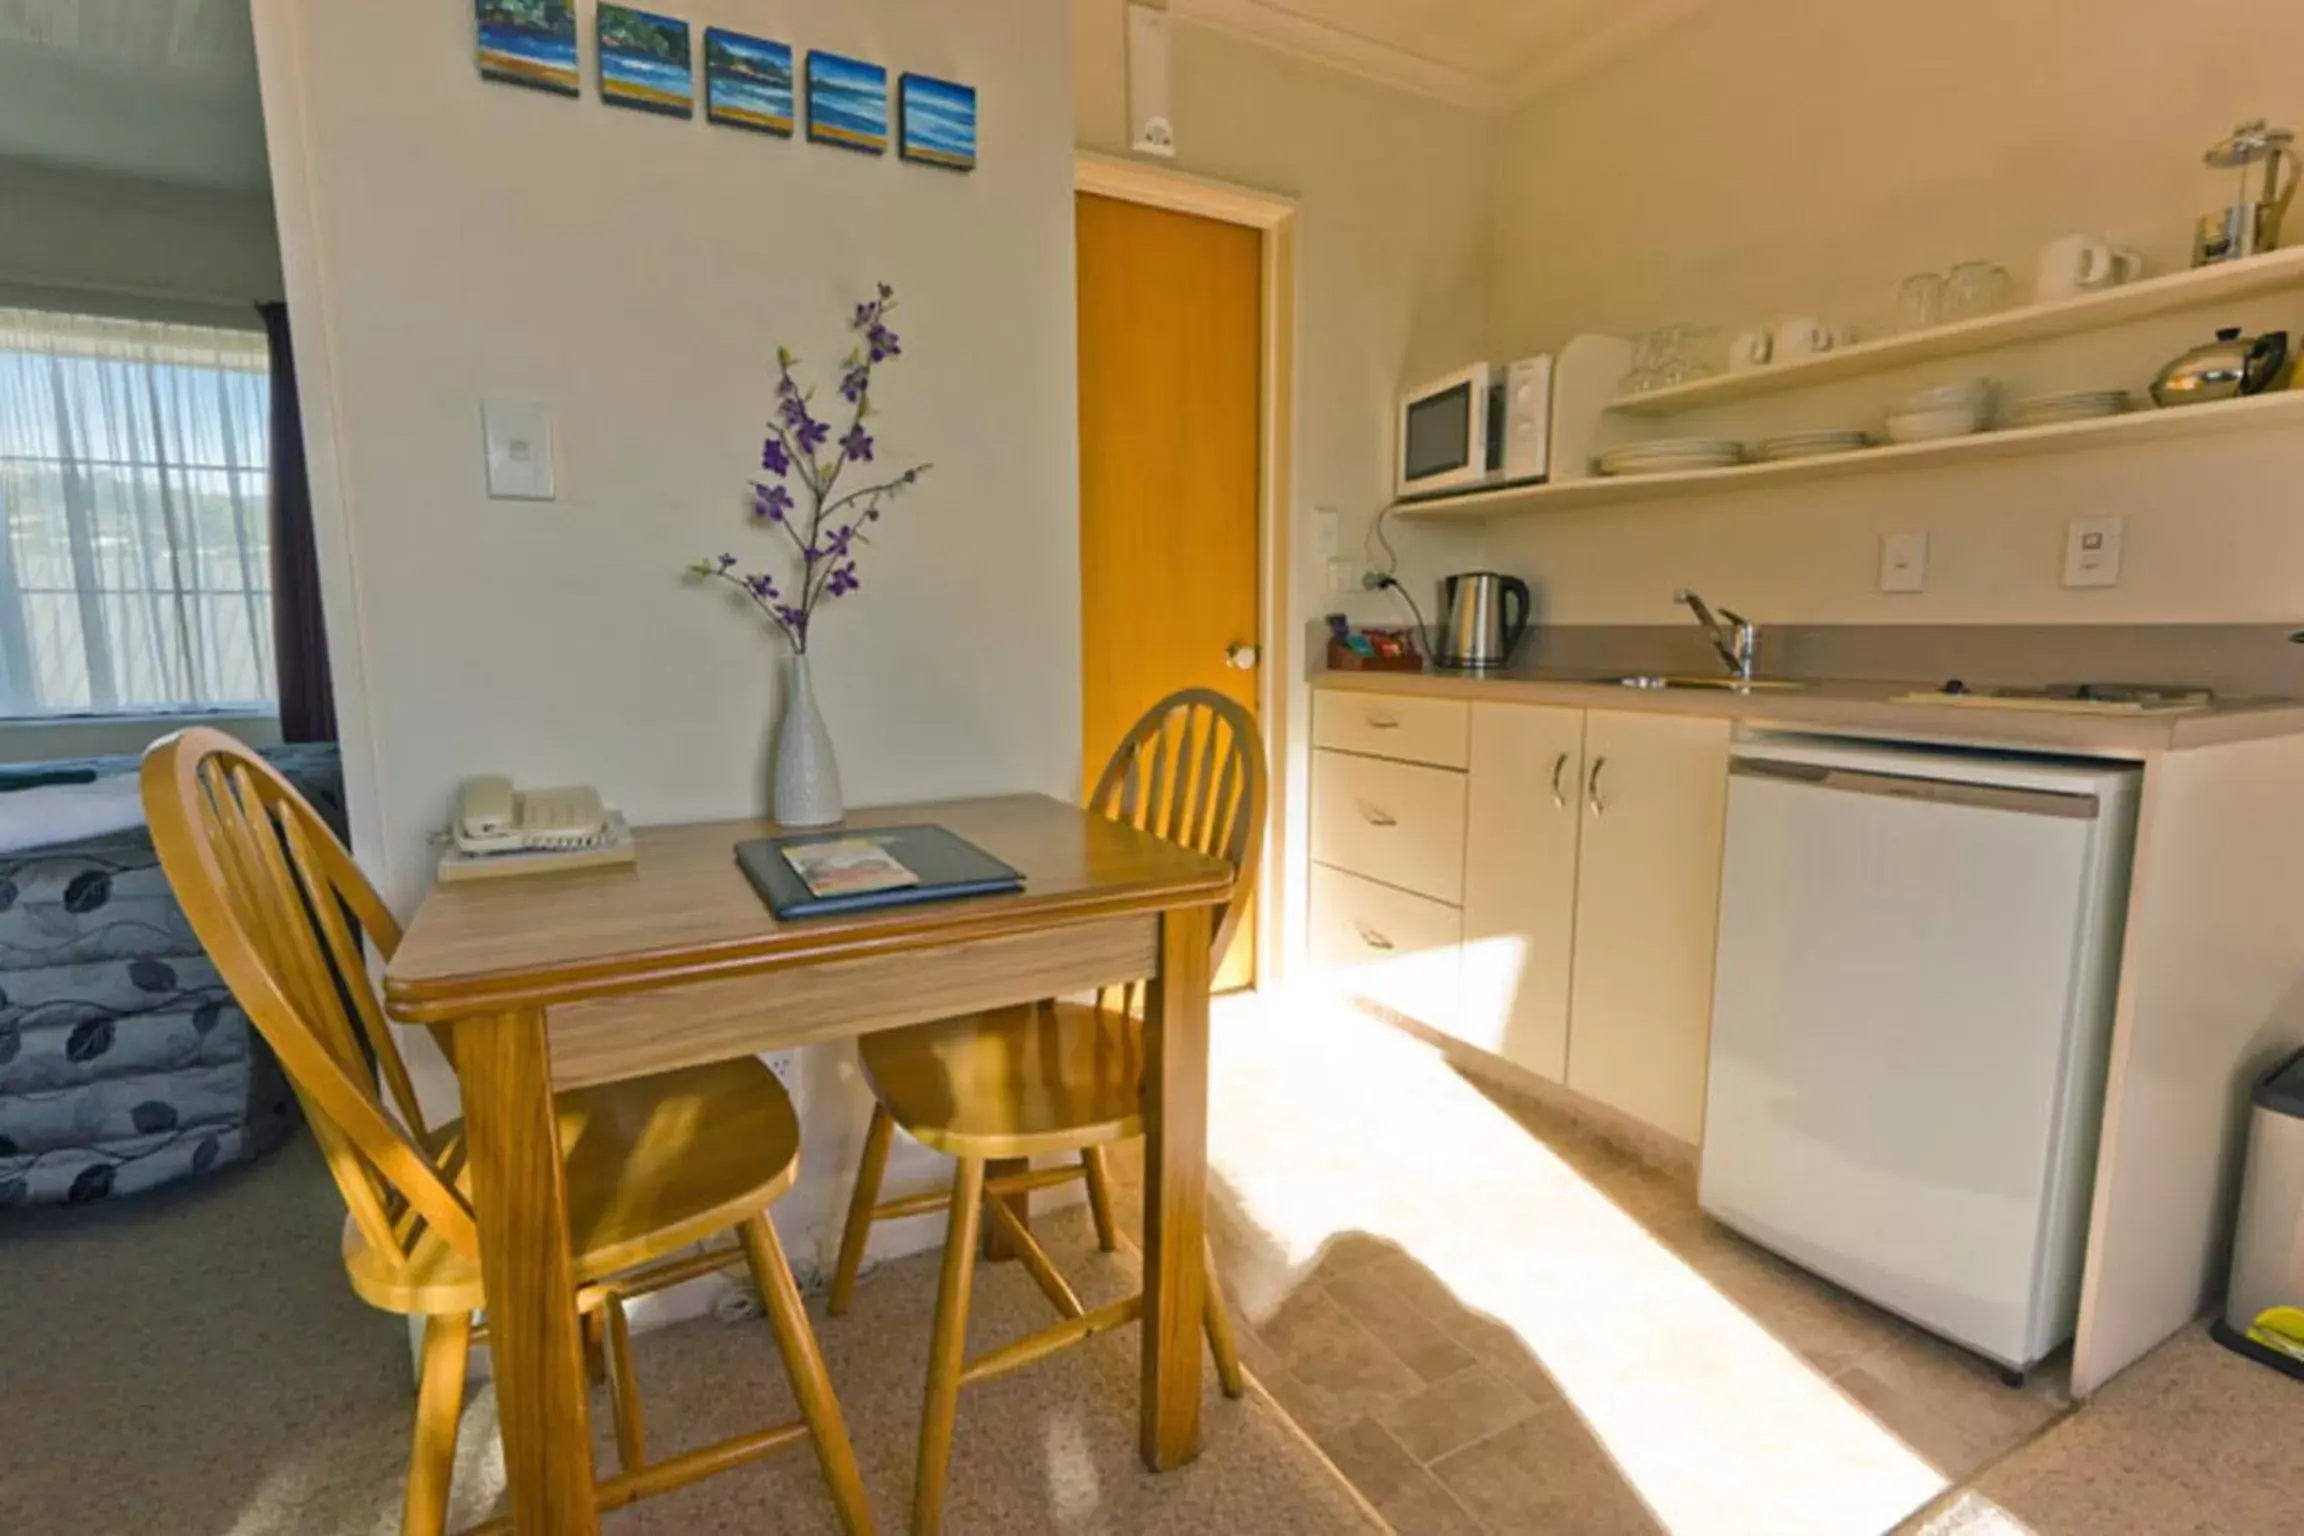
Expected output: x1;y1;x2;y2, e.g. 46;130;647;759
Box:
1700;734;2139;1374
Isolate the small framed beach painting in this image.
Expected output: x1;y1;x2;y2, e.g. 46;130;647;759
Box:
597;4;692;118
477;0;578;97
704;28;794;135
806;52;889;155
899;74;977;171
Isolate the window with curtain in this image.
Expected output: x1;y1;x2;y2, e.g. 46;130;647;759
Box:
0;308;275;719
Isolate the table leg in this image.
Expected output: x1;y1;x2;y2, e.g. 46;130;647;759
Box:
1140;903;1211;1470
983;1157;1031;1261
460;1009;598;1533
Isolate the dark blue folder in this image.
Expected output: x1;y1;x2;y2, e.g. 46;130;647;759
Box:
735;824;1025;919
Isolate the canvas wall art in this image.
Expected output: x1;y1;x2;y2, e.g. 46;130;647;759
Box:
806;52;889;154
477;0;578;96
704;28;794;135
898;74;977;171
598;4;693;117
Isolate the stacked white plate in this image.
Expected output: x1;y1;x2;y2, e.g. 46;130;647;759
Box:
1753;429;1873;462
2006;390;2129;429
1597;437;1745;476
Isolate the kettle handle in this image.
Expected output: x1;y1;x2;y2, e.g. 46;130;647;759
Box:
1499;578;1532;661
2244;330;2291;395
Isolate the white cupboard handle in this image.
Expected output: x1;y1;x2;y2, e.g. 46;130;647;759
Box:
1587;756;1609;816
1550;752;1570;809
1359;802;1397;828
1355;923;1396;952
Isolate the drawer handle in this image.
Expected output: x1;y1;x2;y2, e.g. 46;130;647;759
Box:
1359;802;1398;828
1550;751;1570;809
1587;756;1609;817
1355;923;1396;952
1366;714;1401;730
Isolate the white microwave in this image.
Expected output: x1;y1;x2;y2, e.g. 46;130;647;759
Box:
1395;356;1553;500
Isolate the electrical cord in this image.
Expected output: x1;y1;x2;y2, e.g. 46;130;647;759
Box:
1369;573;1432;657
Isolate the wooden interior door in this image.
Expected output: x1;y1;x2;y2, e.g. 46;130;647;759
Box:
1075;191;1262;989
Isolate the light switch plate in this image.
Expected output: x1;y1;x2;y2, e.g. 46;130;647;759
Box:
1879;531;1928;594
2062;515;2124;588
1313;506;1341;560
482;399;556;501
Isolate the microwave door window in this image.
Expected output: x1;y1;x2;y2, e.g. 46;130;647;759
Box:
1404;384;1473;483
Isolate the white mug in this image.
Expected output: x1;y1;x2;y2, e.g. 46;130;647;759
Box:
2036;235;2145;301
1728;330;1773;372
1772;316;1834;361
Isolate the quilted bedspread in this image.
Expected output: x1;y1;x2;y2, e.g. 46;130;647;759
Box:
0;744;341;1207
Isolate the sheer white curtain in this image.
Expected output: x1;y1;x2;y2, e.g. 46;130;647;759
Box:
0;308;275;718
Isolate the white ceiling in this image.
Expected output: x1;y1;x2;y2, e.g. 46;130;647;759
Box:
1171;0;1720;108
0;0;269;191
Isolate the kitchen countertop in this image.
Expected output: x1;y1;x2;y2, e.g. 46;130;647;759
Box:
1314;667;2304;758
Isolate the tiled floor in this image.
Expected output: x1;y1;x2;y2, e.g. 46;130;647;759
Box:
1111;994;2079;1534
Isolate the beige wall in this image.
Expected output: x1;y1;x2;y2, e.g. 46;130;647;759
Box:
0;158;281;321
256;0;1080;1268
1072;3;1493;960
1481;0;2304;627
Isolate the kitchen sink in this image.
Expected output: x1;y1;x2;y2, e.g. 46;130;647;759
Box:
1577;674;1809;693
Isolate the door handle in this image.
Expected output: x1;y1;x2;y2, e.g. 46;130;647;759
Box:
1355;923;1396;952
1226;643;1259;671
1586;756;1609;817
1359;802;1397;828
1366;713;1401;730
1550;752;1570;809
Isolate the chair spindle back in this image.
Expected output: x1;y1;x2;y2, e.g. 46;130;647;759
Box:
141;728;478;1269
1087;689;1268;1016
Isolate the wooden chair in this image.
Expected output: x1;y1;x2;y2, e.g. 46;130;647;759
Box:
826;688;1265;1534
141;728;874;1536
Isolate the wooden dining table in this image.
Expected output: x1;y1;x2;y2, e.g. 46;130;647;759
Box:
383;793;1234;1534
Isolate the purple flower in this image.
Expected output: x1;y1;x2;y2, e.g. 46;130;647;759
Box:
746;573;778;598
826;524;855;556
779;392;813;430
716;553;737;570
794;415;830;454
760;436;790;476
866;324;901;363
752;482;794;522
852;301;877;327
839;364;871;403
841;424;874;463
775;603;808;634
877;281;894;300
826;561;860;598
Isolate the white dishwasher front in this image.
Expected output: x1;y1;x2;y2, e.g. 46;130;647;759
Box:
1699;735;2139;1373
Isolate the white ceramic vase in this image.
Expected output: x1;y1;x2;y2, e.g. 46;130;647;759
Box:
773;653;844;828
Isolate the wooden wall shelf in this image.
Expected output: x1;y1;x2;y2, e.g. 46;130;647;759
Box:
1392;389;2304;521
1607;247;2304;417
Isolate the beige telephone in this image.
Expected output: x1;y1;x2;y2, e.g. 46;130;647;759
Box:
453;775;609;856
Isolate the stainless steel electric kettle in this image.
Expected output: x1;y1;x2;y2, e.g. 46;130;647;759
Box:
1439;572;1532;671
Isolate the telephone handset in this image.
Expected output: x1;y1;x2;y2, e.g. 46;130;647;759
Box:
453;775;609;856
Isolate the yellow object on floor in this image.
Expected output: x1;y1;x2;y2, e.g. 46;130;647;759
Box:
2244;1304;2304;1361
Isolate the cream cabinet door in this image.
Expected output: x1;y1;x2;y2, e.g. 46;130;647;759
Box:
1565;710;1731;1145
1460;703;1586;1081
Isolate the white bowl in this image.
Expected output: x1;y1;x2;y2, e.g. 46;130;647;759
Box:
1899;379;1994;414
1887;406;1987;443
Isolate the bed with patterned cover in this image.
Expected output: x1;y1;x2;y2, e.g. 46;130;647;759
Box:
0;744;341;1208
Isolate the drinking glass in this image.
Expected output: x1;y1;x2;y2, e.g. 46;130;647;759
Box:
1897;272;1946;333
1944;261;2012;320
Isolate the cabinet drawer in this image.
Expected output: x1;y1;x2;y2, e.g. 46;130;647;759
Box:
1310;865;1462;1033
1313;749;1468;903
1313;690;1470;769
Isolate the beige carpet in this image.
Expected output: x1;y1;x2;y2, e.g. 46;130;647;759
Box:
1906;1324;2302;1536
0;1132;1375;1535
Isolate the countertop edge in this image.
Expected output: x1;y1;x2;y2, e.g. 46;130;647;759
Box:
1311;669;2304;758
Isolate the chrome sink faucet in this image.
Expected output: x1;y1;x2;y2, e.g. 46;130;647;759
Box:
1676;588;1760;682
